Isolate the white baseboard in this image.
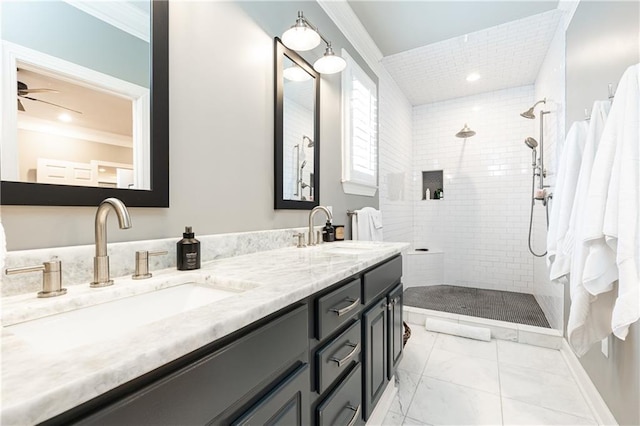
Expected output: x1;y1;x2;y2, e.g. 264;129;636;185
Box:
560;339;618;426
366;377;397;425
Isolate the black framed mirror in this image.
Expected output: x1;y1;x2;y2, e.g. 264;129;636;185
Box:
274;37;320;210
0;1;169;207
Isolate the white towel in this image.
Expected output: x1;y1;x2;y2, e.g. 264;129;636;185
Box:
354;207;383;241
351;214;359;240
582;98;622;294
605;64;640;339
582;63;640;339
0;219;6;273
547;121;588;279
564;101;615;354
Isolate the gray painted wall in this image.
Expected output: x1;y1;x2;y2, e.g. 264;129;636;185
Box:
1;1;378;250
565;2;639;424
2;1;149;87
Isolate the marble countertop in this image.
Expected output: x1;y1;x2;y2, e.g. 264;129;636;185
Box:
1;240;408;425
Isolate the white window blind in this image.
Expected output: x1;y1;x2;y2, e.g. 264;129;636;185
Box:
341;49;378;196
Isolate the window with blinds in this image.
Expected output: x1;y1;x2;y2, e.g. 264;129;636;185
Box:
341;49;378;196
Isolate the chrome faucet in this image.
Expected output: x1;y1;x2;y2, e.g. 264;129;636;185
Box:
91;198;132;287
308;206;333;246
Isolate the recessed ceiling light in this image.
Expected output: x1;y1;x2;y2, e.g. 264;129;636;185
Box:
58;113;72;123
99;168;106;173
466;73;481;82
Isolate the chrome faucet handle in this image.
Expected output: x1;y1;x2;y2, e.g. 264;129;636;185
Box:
132;250;168;280
293;232;306;248
5;258;67;298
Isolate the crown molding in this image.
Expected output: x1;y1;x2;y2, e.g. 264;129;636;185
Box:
316;0;383;77
63;1;150;43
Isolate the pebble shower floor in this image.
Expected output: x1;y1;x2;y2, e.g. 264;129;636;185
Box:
403;285;550;328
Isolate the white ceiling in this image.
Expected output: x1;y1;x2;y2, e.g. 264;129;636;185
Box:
346;1;564;105
348;1;558;56
17;66;133;138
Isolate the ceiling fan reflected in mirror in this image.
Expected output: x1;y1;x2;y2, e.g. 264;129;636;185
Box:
17;81;82;114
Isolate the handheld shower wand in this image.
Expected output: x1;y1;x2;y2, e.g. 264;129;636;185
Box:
521;101;551;258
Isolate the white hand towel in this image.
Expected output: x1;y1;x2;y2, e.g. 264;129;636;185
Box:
351;214;359;241
355;207;383;241
547;121;588;280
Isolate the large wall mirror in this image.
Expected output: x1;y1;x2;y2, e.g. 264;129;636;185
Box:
274;37;319;210
0;0;168;207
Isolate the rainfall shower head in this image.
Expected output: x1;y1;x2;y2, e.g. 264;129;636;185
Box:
520;98;546;119
455;123;476;138
303;135;314;147
524;137;538;149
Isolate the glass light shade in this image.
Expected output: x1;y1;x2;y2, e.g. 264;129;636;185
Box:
283;65;312;82
313;50;346;74
282;26;321;51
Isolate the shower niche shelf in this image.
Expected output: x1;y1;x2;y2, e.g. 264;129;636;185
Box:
422;170;443;200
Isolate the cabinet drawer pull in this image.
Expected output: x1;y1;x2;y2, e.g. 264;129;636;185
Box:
330;297;360;316
330;342;360;367
345;404;361;426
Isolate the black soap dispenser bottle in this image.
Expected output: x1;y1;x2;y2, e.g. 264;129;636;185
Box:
177;226;200;270
322;220;335;242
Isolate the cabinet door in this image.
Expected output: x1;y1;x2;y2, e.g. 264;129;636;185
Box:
363;298;388;420
387;284;404;379
232;363;310;426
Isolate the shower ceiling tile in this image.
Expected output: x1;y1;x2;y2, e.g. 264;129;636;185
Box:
380;9;564;105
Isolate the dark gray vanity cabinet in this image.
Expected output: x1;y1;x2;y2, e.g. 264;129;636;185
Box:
44;254;404;426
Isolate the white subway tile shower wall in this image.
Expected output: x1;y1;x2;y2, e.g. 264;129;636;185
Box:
378;71;414;244
413;86;536;293
531;20;567;331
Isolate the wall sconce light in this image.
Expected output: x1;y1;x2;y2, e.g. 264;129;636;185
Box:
282;11;346;74
455;123;476;138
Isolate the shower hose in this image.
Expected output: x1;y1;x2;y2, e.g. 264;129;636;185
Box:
528;171;549;257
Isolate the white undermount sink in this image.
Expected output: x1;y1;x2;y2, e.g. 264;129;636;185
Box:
322;243;382;255
7;283;240;353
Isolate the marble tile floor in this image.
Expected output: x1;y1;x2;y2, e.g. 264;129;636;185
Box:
378;326;598;425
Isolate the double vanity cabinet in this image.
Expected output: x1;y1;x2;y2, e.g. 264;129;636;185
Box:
42;254;404;425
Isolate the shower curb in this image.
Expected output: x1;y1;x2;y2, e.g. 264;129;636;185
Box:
404;305;562;349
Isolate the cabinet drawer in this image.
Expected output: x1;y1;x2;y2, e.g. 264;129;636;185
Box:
315;320;361;394
316;363;363;426
316;278;361;340
362;256;402;305
74;305;308;425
